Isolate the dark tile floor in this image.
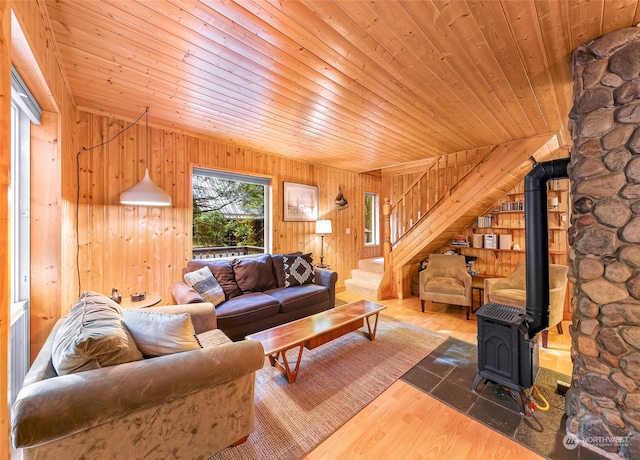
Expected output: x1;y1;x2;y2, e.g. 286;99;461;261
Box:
401;337;608;460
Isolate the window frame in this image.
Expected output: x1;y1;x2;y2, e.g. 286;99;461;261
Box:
9;66;41;405
191;168;271;256
364;192;380;246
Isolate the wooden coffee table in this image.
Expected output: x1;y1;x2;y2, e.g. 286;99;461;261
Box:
246;299;386;383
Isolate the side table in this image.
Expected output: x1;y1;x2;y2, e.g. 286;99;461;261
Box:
470;275;492;320
470;278;484;319
470;274;504;319
119;294;162;309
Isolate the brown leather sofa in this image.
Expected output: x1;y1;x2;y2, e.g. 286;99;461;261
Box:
171;253;338;340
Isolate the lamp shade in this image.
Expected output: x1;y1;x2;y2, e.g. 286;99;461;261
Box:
120;169;172;207
316;219;332;234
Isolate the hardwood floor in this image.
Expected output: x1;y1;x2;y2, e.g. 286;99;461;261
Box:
304;292;572;460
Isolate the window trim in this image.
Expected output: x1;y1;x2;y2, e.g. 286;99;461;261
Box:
10;67;38;405
364;192;380;246
11;65;41;125
10;100;31;304
191;168;271;255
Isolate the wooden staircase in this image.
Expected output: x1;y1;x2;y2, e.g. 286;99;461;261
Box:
344;257;384;299
342;135;563;300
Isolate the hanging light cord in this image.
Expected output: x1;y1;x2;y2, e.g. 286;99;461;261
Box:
74;107;148;297
145;108;149;169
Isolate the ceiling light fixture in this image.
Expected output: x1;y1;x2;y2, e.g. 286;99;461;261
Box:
120;108;172;207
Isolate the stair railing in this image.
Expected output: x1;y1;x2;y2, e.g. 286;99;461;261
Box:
383;152;484;258
383;155;447;250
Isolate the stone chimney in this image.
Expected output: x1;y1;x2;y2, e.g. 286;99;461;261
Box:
567;27;640;458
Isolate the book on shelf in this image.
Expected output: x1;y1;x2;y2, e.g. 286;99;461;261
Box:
451;236;469;247
477;215;492;228
499;201;524;211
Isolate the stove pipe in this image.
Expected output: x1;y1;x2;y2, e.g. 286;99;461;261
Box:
524;158;569;337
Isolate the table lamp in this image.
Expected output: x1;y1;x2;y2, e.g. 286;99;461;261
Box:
315;219;332;268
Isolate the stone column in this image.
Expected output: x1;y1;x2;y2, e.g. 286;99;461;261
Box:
567;27;640;459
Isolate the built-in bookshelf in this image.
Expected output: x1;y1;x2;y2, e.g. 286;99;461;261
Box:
444;181;570;277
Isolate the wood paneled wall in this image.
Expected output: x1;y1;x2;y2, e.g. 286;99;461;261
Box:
3;2;76;458
75;110;382;305
30;112;64;356
12;7;76;358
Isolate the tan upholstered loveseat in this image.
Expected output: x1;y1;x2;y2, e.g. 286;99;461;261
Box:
11;298;264;459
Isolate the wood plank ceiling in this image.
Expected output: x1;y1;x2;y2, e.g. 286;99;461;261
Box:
44;0;640;173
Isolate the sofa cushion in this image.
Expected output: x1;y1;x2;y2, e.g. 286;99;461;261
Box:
425;277;465;296
186;260;242;299
271;254;286;288
122;309;202;357
183;266;226;306
233;254;277;293
215;292;280;331
265;285;330;314
51;291;143;375
283;253;315;287
197;328;232;348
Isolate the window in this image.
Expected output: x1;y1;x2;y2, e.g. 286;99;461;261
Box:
364;192;379;245
9;66;41;404
192;168;270;259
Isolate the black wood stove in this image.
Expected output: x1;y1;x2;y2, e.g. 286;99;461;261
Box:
472;302;539;412
472;158;569;413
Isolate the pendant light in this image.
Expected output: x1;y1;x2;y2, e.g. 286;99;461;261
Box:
120;108;172;206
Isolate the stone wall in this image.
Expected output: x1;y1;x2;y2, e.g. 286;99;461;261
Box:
567;27;640;458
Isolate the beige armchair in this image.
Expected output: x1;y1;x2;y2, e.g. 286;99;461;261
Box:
483;261;568;348
419;254;472;317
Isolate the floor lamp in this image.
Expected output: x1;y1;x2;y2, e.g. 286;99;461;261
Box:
316;219;332;268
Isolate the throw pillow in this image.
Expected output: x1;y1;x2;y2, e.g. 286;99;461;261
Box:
183;266;226;306
122;309;202;357
186;260;242;299
51;291;143;375
283;253;316;288
272;252;302;288
233;254;277;293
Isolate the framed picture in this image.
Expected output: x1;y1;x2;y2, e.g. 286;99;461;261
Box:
283;182;318;221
